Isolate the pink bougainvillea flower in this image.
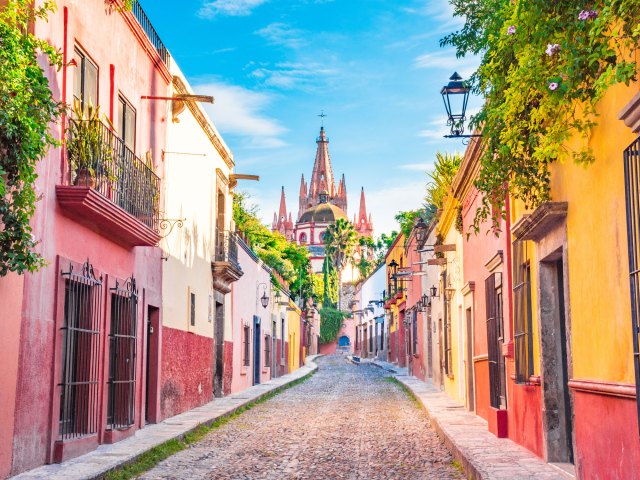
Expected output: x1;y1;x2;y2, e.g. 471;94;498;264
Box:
579;10;598;20
549;82;559;91
507;25;516;35
546;43;560;56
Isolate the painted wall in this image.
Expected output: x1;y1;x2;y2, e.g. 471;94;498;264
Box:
288;302;301;372
231;240;273;393
161;64;233;414
10;2;169;473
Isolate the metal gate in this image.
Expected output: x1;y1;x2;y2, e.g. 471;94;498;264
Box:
107;277;138;430
622;136;640;435
59;260;103;440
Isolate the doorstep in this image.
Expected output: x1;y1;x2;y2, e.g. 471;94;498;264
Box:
396;375;573;480
11;355;322;480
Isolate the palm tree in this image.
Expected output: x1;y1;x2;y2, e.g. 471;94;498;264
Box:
323;218;358;311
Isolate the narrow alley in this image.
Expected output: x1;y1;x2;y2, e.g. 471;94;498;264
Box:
140;356;463;480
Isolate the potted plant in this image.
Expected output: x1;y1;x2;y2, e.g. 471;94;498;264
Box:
66;99;115;188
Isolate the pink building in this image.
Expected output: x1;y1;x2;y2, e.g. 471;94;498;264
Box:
231;239;275;392
0;1;171;475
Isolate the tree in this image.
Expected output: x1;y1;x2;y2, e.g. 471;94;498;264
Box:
323;218;358;310
424;152;462;211
0;0;63;276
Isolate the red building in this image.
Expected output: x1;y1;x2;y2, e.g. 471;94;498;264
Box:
0;1;171;474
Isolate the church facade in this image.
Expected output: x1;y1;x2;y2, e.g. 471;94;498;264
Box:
272;127;373;274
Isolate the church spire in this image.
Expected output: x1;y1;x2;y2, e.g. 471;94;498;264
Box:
278;186;287;221
355;187;373;238
272;186;294;241
309;126;336;201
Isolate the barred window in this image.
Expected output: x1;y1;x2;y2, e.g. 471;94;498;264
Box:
265;335;271;366
243;326;251;367
412;310;418;355
513;241;534;384
281;318;285;361
622;136;640;434
59;260;102;440
444;272;452;376
107;277;138;430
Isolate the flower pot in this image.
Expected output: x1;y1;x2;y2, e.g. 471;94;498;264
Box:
74;168;96;188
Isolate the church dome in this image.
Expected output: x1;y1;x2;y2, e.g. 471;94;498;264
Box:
299;203;347;223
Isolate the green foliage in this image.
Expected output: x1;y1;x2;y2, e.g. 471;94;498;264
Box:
323;217;358;272
356;232;398;279
442;0;640;230
233;192;313;301
319;306;348;343
424;152;462;211
321;256;338;307
0;0;63;276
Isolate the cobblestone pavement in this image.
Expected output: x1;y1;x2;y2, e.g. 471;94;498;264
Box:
140;355;464;480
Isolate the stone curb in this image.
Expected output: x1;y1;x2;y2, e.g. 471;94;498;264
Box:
11;355;323;480
395;375;567;480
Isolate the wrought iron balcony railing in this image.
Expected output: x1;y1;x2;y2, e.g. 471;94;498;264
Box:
66;119;160;231
131;0;170;68
215;230;240;266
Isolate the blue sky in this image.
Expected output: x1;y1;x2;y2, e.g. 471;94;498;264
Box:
142;0;479;235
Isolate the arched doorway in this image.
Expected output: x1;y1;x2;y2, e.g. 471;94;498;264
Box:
338;335;350;347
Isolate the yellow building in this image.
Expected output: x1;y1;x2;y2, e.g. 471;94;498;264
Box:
507;79;640;474
287;300;302;373
436;196;466;405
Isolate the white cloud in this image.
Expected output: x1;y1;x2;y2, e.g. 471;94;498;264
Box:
192;81;287;149
255;23;306;49
404;1;465;32
357;181;427;235
250;62;338;90
198;0;268;18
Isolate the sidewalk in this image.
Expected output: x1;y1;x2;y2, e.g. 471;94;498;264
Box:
11;355;322;480
395;374;572;480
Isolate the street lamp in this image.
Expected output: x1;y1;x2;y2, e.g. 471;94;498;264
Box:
389;259;399;293
441;72;481;139
413;217;428;249
261;291;269;308
430;285;438;298
422;293;430;308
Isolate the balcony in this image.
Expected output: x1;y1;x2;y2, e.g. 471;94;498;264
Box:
131;0;170;68
212;231;243;294
56;119;161;247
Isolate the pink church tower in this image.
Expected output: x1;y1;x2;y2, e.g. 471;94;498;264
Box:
272;186;294;241
354;187;374;238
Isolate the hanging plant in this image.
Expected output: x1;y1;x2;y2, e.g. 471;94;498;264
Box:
0;0;63;276
442;0;640;231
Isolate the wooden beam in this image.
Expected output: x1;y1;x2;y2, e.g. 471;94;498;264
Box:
434;244;456;253
427;258;447;266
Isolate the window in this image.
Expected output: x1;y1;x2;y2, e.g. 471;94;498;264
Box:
299;233;307;244
444;273;452;376
513;241;534;384
59;260;102;440
117;95;136;149
265;335;271;366
622;136;640;434
486;272;507;409
412;311;418;355
107;277;138;430
281;318;285;361
243;326;251;367
73;48;98;111
190;292;196;327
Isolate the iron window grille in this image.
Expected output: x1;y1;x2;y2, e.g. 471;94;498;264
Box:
243;326;251;367
281;319;286;361
107;276;138;430
623;136;640;435
412;310;419;355
486;272;507;409
265;335;271;366
190;292;196;327
66;119;160;231
513;241;534;384
443;272;453;376
59;260;103;441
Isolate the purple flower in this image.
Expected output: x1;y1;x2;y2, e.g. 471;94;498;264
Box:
507;25;516;35
549;82;559;91
579;10;598;20
545;43;560;56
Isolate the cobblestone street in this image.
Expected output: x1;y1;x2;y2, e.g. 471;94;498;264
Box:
141;356;463;480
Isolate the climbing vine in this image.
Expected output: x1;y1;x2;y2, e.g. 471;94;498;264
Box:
0;0;63;276
442;0;640;230
319;306;348;344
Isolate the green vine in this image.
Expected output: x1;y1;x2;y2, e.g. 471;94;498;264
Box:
319;306;347;343
442;0;640;231
0;0;63;276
